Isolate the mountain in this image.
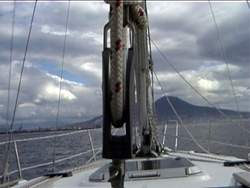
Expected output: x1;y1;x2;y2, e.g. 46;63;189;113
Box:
1;96;247;132
64;96;249;129
155;96;249;122
62;115;102;130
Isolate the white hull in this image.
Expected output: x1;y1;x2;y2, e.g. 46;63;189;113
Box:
12;151;249;188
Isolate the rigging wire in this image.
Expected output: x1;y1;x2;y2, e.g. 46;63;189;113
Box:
52;0;71;173
153;71;210;154
247;0;250;9
143;0;162;152
208;1;241;123
208;1;249;150
146;2;165;152
145;1;155;102
150;39;250;135
2;0;37;183
146;1;249;154
2;1;16;183
5;1;16;142
247;0;250;153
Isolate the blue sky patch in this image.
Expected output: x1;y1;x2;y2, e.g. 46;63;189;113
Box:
37;61;88;85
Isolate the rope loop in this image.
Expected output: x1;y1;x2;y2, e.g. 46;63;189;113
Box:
129;3;148;29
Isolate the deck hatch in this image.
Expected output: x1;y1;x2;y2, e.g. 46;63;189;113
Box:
129;171;160;178
89;157;201;182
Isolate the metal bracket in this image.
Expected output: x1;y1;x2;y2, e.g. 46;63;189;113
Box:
102;12;137;159
102;47;135;159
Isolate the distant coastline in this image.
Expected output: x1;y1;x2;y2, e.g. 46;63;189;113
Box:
0;125;101;135
0;118;248;135
0;96;248;135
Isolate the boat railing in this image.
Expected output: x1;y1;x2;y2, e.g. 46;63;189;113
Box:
0;129;92;146
162;133;249;150
1;123;249;181
160;121;250;154
162;120;179;152
0;128;103;181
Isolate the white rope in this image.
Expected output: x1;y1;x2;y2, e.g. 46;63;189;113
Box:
105;0;148;127
104;1;161;153
130;3;148;29
109;1;124;126
143;0;161;152
147;68;161;151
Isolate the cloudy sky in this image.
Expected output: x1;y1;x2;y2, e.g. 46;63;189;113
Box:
0;1;249;129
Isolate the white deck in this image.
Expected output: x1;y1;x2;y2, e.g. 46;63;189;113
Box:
13;151;249;188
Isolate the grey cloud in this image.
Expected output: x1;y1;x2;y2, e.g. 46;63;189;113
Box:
196;3;248;65
0;2;249;129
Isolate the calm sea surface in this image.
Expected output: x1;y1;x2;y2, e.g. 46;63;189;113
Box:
0;120;249;181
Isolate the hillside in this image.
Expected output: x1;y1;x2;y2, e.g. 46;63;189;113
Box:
155;96;248;121
64;96;248;129
1;96;248;133
62;115;102;129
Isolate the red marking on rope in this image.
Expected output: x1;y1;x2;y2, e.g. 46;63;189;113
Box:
115;39;121;46
115;39;121;51
115;87;121;93
116;0;121;7
138;8;144;16
115;82;122;93
115;45;121;51
115;82;121;87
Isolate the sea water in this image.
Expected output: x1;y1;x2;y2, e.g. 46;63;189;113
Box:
0;120;249;181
